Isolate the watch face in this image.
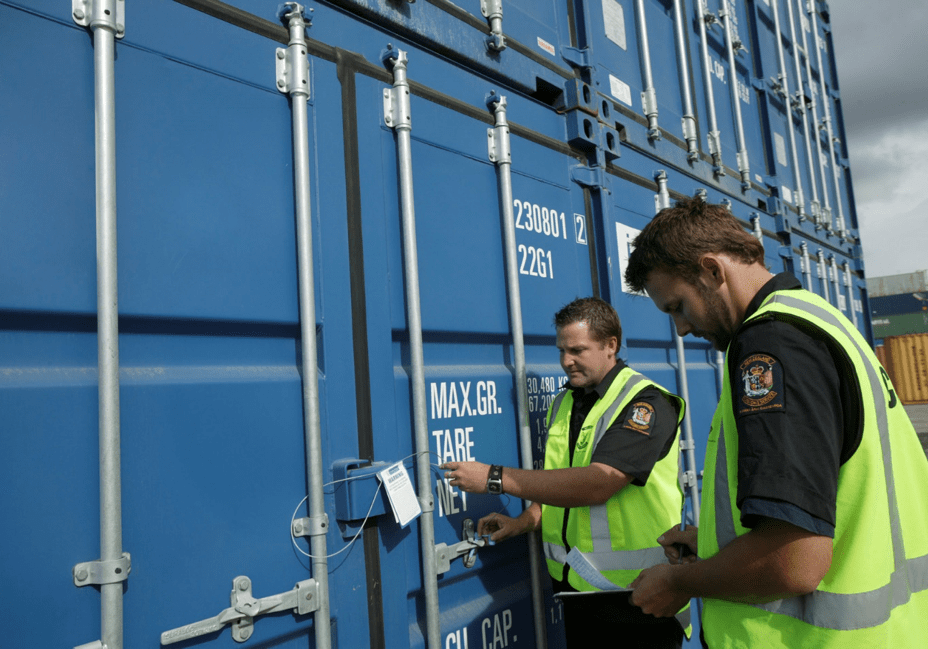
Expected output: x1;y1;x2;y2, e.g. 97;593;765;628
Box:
488;481;502;495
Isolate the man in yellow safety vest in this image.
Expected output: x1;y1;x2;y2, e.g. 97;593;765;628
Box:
443;297;689;647
625;196;928;647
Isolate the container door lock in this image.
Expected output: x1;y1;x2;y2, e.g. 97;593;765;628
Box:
160;576;319;645
434;518;488;575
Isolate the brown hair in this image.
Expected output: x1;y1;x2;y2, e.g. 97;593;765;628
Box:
554;297;622;345
624;196;764;292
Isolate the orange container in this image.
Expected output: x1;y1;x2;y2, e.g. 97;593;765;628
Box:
881;334;928;405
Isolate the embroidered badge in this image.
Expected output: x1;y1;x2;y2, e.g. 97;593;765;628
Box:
575;424;595;450
622;402;655;435
736;353;785;415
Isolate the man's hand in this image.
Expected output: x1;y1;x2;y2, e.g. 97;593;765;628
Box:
658;525;698;564
440;461;491;494
629;563;691;618
477;512;525;542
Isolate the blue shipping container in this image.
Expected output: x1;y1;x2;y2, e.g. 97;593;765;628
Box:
1;1;868;648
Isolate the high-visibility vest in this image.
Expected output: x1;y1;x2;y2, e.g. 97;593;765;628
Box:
700;288;928;647
541;367;685;590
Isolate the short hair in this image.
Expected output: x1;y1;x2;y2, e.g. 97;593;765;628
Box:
624;196;764;293
554;297;622;345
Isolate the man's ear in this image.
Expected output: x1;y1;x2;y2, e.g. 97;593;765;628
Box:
698;254;726;289
604;336;618;355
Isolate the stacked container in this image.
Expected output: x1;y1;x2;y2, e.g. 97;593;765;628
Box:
0;1;868;647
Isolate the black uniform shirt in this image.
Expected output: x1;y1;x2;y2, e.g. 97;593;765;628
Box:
730;273;863;537
567;360;682;486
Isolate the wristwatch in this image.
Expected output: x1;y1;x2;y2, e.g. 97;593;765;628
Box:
486;465;504;495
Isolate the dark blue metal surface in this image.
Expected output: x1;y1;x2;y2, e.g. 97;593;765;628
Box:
1;1;868;647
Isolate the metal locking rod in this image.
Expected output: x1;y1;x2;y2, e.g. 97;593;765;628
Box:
383;46;441;649
768;0;806;220
481;0;506;51
276;6;332;649
71;2;127;648
671;0;699;160
795;0;830;229
635;0;661;140
800;242;813;291
488;92;548;649
843;262;858;328
785;0;821;222
808;5;845;236
697;0;724;174
817;249;830;304
719;1;751;190
160;577;319;645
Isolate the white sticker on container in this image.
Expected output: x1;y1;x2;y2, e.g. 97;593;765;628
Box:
602;0;627;50
616;222;645;295
755;173;763;184
821;151;829;168
609;74;633;107
782;185;793;204
838;294;847;311
537;36;555;56
774;132;788;167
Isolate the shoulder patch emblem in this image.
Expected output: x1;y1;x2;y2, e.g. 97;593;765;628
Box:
622;401;655;435
737;353;785;415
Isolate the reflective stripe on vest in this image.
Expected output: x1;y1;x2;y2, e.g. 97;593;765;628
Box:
544;374;655;572
712;293;928;630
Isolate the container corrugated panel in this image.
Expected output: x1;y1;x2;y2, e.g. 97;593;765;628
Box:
872;313;928;339
866;270;928;298
870;293;928;317
883;335;928;405
1;1;869;648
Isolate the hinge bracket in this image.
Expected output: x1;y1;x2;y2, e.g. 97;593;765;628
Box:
73;552;131;587
72;0;125;38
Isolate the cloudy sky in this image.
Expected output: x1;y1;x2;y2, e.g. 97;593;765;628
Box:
827;0;928;278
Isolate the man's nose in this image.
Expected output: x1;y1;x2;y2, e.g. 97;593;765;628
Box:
672;315;691;337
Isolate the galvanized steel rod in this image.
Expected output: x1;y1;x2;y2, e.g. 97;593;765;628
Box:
671;0;699;159
697;0;724;173
719;2;751;189
844;262;858;327
796;0;830;228
386;49;442;649
280;7;332;649
769;0;807;220
817;249;831;304
800;242;813;290
487;93;548;649
808;6;845;235
634;0;661;139
785;0;820;220
84;2;125;647
673;333;700;526
830;258;841;313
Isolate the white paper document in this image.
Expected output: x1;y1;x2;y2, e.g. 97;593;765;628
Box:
378;462;421;528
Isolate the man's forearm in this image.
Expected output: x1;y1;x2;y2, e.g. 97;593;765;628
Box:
501;463;629;508
673;519;832;603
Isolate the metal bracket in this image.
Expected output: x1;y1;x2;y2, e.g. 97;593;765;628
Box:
561;47;591;70
434;519;487;575
654;170;670;211
292;513;330;538
73;0;125;39
73;552;131;587
570;165;605;190
487;95;511;164
382;48;412;130
681;470;698;490
276;3;311;98
480;0;507;51
160;576;319;645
